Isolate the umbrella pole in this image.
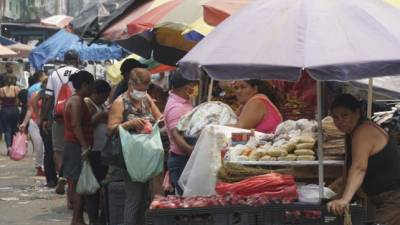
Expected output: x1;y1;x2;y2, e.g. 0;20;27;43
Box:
367;78;373;119
207;78;214;102
317;81;325;200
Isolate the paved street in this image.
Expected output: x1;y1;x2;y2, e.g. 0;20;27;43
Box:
0;141;70;225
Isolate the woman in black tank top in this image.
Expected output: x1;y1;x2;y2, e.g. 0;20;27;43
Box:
327;94;400;225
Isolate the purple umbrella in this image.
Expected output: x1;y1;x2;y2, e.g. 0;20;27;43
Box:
179;0;400;81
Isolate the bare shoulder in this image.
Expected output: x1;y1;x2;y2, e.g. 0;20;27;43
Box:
353;122;387;142
244;98;267;114
110;96;124;112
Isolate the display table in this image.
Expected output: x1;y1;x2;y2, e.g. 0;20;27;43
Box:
230;160;344;166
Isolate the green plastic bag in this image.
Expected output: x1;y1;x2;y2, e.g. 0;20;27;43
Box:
119;123;164;182
76;161;101;195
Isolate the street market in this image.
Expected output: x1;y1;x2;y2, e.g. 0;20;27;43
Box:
1;0;400;225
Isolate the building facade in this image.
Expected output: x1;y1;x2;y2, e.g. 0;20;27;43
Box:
0;0;105;22
3;0;22;21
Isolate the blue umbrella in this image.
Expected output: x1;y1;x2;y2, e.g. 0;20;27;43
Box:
29;29;123;70
179;0;400;81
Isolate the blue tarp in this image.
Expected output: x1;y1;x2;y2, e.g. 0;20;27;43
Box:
0;36;17;46
29;29;123;70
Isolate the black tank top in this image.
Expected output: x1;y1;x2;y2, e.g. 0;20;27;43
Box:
346;121;400;196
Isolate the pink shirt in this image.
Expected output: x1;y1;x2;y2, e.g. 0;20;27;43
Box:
238;94;283;134
164;92;193;155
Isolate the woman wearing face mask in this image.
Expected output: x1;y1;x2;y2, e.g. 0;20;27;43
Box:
108;68;162;225
233;80;283;133
327;94;400;225
164;70;198;195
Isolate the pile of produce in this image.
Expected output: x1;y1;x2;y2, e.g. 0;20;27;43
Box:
226;119;318;162
216;173;298;199
217;162;293;183
322;116;345;160
149;193;294;210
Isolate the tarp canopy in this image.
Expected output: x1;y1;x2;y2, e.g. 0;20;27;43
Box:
29;29;123;70
71;0;148;38
179;0;400;81
352;76;400;99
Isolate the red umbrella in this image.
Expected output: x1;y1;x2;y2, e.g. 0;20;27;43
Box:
203;0;250;26
101;0;182;40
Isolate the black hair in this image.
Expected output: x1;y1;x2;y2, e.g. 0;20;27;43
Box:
244;80;282;108
28;76;37;87
120;58;147;78
64;50;79;65
69;70;94;90
31;71;45;84
330;94;362;112
93;79;111;94
4;75;17;86
169;70;195;89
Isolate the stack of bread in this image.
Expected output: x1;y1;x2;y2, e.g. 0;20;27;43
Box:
322;116;345;160
228;135;317;162
225;119;319;162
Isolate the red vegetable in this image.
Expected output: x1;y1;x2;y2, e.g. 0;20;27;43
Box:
215;173;298;199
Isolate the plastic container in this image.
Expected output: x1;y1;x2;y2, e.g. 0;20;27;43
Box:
258;203;366;225
146;206;257;225
103;181;125;225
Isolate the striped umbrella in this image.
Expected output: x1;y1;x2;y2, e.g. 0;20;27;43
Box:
183;0;250;41
99;0;210;65
101;0;178;40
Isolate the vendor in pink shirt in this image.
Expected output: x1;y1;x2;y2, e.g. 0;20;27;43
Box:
164;70;198;195
234;80;283;134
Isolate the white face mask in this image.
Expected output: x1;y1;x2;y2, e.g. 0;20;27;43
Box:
151;74;161;82
130;89;147;100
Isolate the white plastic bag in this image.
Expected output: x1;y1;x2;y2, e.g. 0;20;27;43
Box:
297;184;336;203
76;161;100;195
179;126;221;197
176;101;238;137
179;125;270;197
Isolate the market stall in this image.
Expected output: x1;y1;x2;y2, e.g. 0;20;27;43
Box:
144;0;400;224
